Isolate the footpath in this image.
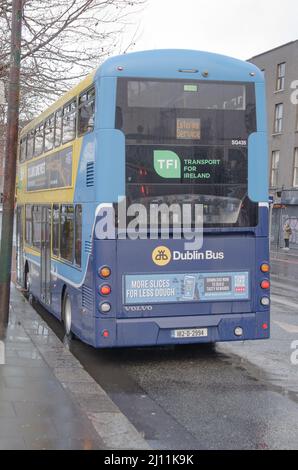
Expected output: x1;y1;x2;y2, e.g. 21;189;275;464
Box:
0;284;149;450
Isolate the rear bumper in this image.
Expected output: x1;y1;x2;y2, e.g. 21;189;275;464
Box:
95;311;270;348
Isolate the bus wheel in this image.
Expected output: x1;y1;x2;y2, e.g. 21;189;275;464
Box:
62;292;74;339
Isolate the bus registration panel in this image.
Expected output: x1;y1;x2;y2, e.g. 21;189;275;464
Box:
124;272;250;305
172;328;208;339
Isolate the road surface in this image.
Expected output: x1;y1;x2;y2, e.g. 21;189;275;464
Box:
32;255;298;450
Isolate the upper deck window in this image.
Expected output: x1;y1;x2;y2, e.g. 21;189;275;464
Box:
34;124;44;157
44;115;54;152
117;79;256;146
78;87;95;135
54;109;62;147
62;100;77;144
26;130;34;160
127;80;246;111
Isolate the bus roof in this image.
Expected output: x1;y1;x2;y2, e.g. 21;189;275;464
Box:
96;49;264;82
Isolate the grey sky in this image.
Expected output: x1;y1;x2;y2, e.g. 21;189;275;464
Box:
127;0;298;60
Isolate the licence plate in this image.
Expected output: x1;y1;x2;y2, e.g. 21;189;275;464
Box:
172;328;208;339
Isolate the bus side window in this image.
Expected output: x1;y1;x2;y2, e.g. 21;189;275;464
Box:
20;136;27;162
52;204;60;257
75;205;82;267
44;115;54;152
78;87;95;135
34;124;44;157
32;205;42;249
25;205;32;245
62;100;77;144
54;109;62;148
60;205;74;263
26;130;34;160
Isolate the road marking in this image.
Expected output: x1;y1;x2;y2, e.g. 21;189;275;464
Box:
271;294;298;310
271;281;298;294
274;320;298;334
271;257;298;265
271;250;298;259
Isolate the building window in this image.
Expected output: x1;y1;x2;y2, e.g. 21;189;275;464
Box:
62;100;77;144
293;148;298;187
276;62;286;91
78;87;95;135
274;103;283;133
271;150;280;187
60;205;74;262
75;205;82;267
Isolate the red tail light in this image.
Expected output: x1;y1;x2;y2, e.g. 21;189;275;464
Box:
261;280;270;290
99;285;111;296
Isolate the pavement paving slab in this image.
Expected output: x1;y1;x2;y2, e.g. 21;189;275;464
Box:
0;284;150;450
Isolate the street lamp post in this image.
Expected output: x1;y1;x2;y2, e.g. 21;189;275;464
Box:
0;0;23;337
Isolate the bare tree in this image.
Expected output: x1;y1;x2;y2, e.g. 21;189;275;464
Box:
0;0;146;118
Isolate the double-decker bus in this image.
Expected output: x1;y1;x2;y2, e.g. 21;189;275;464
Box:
16;49;270;348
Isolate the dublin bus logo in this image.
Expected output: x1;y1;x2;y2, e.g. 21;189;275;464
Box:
152;247;172;266
156;250;169;261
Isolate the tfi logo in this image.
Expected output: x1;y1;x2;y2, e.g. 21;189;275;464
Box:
154;150;181;178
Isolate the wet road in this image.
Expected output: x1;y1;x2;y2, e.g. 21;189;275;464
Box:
33;255;298;450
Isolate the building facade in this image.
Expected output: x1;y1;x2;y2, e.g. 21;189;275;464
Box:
249;40;298;249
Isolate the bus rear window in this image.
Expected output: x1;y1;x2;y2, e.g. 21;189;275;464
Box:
116;78;258;228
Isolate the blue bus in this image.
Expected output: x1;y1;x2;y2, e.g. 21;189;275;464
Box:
16;49;270;348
